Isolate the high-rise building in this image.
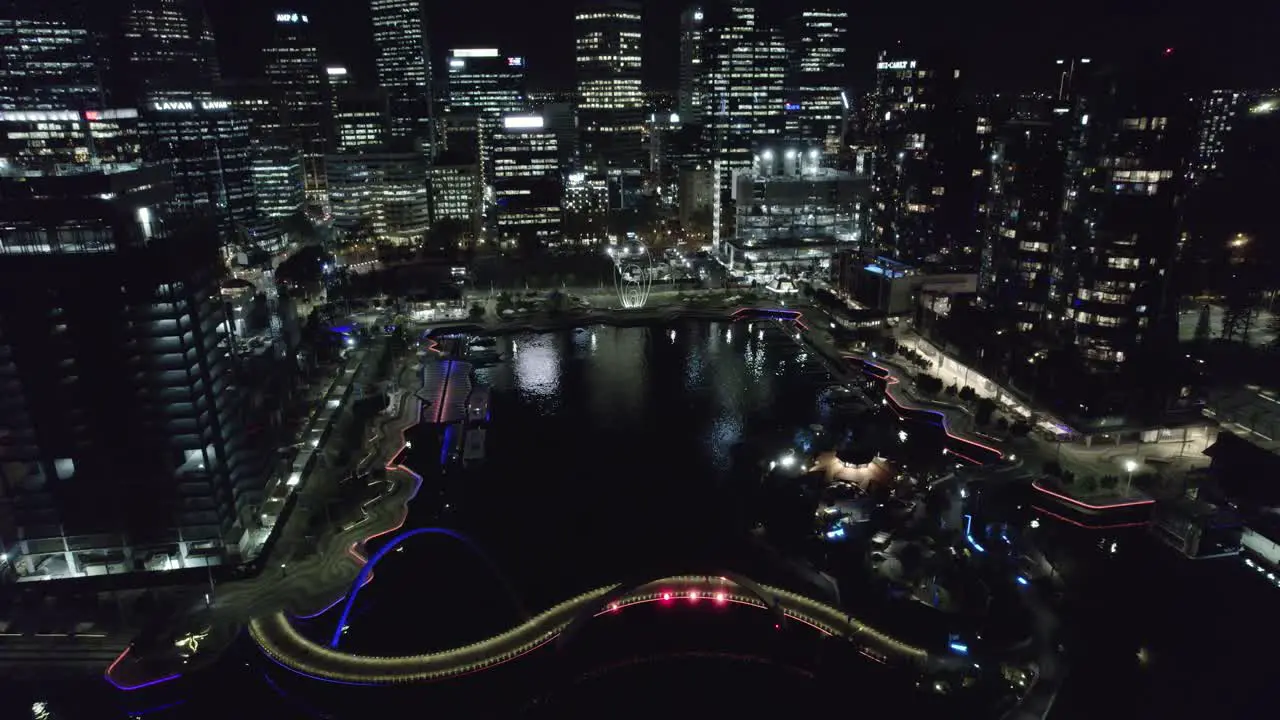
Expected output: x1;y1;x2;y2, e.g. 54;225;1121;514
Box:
331;89;390;153
0;1;103;111
326;151;431;245
1188;89;1249;186
868;51;978;264
251;143;306;219
446;48;527;191
1051;52;1195;422
446;49;526;120
492;114;561;253
701;1;787;202
786;9;848;151
0;165;256;579
563;171;609;246
574;1;644;172
263;11;326;199
219;79;283;145
980;119;1061;332
678;6;706;123
429;148;483;247
369;0;432;144
139;96;255;236
115;0;221;105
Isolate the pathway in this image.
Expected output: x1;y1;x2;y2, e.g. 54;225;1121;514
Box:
106;354;435;690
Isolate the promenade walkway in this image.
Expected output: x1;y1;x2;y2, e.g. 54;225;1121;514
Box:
106;355;433;690
796;320;1006;464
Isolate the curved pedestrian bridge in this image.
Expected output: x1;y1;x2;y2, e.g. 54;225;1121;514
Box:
250;575;938;685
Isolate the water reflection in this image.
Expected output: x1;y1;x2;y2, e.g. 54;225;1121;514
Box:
513;332;561;406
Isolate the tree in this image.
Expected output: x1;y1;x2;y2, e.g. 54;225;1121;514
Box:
958;386;977;403
945;384;958;397
1099;475;1119;491
468;303;486;321
996;417;1010;432
916;374;944;396
974;397;997;425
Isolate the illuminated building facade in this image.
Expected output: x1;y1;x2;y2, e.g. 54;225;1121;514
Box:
220;79;283;145
729;147;861;274
331;89;390;153
0;1;102;110
1052;53;1194;420
574;1;644;172
264;11;326;198
446;48;527;186
326;151;431;245
116;0;221;104
492;114;561;252
563;171;609;246
1188;89;1249;186
700;1;787;202
980;119;1061;332
786;9;848;151
429;149;482;247
868;51;977;264
0;108;141;173
678;6;706;123
0;165;257;580
369;0;432;143
139;97;255;235
251;143;305;218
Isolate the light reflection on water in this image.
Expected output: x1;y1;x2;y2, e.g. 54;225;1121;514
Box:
479;320;831;480
512;332;561;411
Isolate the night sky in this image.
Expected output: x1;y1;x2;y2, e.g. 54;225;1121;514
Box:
207;0;1280;93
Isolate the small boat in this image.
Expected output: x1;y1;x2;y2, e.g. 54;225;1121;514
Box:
462;429;486;466
468;387;490;423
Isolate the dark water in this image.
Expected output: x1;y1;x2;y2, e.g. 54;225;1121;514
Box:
343;320;842;655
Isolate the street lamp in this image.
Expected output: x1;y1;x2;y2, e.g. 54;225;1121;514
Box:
779;454;796;468
1124;459;1138;494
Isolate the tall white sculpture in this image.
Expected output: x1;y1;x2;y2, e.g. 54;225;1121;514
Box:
608;245;654;309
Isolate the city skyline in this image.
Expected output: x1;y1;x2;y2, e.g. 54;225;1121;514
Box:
205;0;1280;92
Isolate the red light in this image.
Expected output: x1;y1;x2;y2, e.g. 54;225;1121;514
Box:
688;591;699;602
84;110;100;121
662;592;672;601
1164;47;1174;55
774;623;781;630
609;602;619;612
715;592;727;604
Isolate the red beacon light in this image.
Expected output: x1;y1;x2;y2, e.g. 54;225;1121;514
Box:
1164;47;1174;56
715;592;727;604
688;591;699;602
661;592;672;602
